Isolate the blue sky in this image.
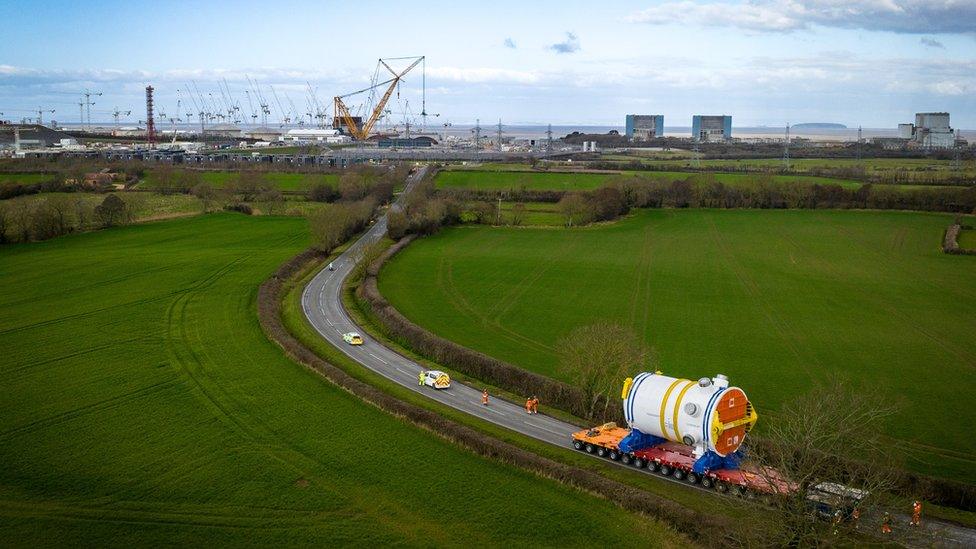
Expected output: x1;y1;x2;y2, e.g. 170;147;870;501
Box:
1;0;974;127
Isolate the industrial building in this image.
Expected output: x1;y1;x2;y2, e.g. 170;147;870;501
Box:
692;115;732;142
280;128;350;144
898;112;955;149
625;115;664;140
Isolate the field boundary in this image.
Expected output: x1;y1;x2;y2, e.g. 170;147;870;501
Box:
258;247;742;548
944;224;976;255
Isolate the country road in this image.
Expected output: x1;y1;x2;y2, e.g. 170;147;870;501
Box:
300;166;976;548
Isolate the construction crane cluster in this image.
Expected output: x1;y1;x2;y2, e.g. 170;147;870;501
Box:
9;55;436;142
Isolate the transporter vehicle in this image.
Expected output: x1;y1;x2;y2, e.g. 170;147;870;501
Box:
342;332;364;345
422;370;451;389
572;372;793;496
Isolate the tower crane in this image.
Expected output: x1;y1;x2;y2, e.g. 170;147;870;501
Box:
111;107;131;129
35;107;56;126
333;56;425;140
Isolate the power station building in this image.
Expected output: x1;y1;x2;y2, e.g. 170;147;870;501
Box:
625;115;664;140
692;115;732;142
898;112;955;149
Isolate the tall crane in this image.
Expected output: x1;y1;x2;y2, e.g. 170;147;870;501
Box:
334;56;424;140
35;107;56;126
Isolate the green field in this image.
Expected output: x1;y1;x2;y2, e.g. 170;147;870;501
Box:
0;214;684;546
379;209;976;482
959;228;976;249
0;173;55;187
607;156;976;177
140;171;338;191
436;169;868;191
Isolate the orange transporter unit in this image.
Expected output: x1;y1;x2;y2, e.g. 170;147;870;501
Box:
572;372;789;495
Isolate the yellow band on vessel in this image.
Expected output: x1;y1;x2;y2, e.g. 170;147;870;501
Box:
659;379;685;442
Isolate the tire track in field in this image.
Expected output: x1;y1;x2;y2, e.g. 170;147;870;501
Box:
704;213;820;378
0;378;181;443
0;263;181;310
488;234;582;327
162;257;450;543
3;334;158;380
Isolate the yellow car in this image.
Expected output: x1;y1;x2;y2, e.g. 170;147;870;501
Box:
342;332;364;345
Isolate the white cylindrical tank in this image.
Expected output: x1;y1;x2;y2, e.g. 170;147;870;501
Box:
621;372;757;457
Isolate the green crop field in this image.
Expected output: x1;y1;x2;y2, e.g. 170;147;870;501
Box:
959;228;976;249
0;173;55;187
140;171;337;191
379;209;976;482
436;169;870;191
0;214;684;546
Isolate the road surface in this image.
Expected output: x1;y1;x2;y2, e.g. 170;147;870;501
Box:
300;167;976;547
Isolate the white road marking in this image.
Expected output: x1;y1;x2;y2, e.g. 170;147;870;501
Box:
524;422;568;437
367;352;388;364
394;367;413;376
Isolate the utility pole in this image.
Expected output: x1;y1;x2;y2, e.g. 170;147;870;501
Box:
783;123;790;171
856;125;862;161
82;89;102;131
473;118;481;148
546;123;553;157
496;119;503;152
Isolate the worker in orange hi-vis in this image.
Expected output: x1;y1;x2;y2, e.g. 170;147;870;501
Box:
525;397;533;414
481;390;489;406
911;500;922;527
881;512;892;535
531;396;540;414
851;507;860;530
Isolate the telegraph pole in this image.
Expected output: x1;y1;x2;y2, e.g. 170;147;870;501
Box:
783;123;790;171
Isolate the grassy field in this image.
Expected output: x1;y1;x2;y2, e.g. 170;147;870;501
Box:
140;171;338;191
436;169;870;191
379;209;976;483
607;156;976;177
0;214;686;546
0;173;55;187
959;228;976;249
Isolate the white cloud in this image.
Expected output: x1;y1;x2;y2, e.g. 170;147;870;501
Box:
626;1;976;34
920;37;946;48
503;37;517;49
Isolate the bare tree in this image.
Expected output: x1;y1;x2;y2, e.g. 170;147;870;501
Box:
47;195;76;236
747;376;904;546
557;192;592;227
509;202;526;226
259;188;285;215
192;182;217;212
0;202;9;243
74;197;93;230
557;323;648;419
12;199;34;242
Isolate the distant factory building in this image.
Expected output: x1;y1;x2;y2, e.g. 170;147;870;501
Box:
625;115;664;140
692;115;732;142
281;128;350;144
899;112;955;149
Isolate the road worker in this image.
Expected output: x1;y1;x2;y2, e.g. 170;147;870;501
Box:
851;507;860;530
418;371;425;386
482;390;489;406
881;512;892;535
911;500;922;527
525;397;533;414
531;396;539;414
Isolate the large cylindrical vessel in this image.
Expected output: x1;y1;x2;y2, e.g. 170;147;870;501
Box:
621;372;757;457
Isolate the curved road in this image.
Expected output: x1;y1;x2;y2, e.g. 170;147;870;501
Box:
301;167;974;547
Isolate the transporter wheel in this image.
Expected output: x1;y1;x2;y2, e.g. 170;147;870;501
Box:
647;461;659;472
659;465;672;476
701;477;714;489
673;469;686;480
736;485;748;497
584;443;595;454
634;458;647;469
717;482;730;493
686;472;700;484
596;447;608;458
608;449;620;461
572;440;584;451
621;454;632;465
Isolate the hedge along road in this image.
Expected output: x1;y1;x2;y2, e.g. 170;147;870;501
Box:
300;167;976;547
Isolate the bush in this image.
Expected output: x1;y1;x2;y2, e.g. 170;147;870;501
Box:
308;197;377;253
225;202;254;215
94;194;132;227
307;183;340;203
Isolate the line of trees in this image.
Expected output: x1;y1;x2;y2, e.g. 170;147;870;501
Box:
0;194;134;244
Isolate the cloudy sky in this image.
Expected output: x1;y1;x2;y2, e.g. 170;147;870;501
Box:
1;0;974;128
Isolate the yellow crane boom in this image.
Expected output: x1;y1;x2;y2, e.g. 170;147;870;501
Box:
334;56;424;140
